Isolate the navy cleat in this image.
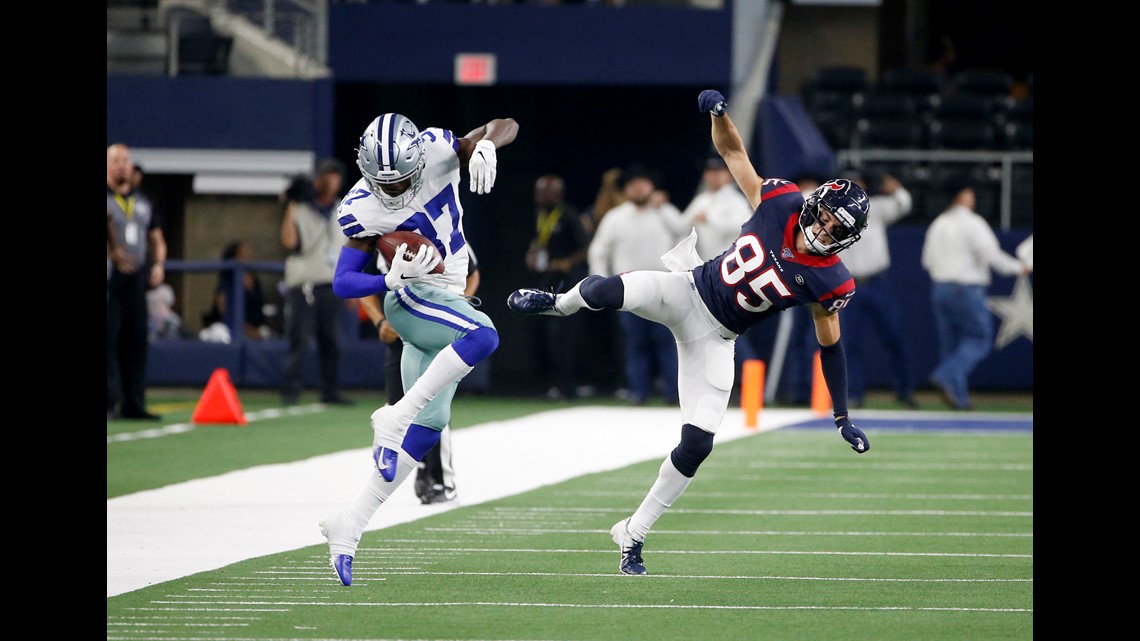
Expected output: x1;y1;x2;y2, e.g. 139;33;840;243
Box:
507;288;562;316
610;517;648;575
330;554;353;586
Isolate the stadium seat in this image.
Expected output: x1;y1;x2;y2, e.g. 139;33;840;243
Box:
929;163;1002;222
803;90;857;151
951;69;1014;98
178;33;233;75
933;95;999;122
853;92;918;119
164;6;232;75
1002;122;1033;151
809;66;870;94
1011;164;1033;227
858;160;933;221
1005;97;1033;125
853;117;925;149
879;68;945;95
927;120;997;150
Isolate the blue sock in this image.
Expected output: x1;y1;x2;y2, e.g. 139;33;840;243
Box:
401;423;442;461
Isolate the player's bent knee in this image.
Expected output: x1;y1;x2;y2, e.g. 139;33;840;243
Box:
454;326;498;365
670;423;714;477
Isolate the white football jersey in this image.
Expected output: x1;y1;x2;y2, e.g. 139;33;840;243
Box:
337;127;471;294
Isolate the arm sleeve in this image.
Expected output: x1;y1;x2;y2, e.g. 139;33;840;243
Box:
332;245;390;298
818;339;849;418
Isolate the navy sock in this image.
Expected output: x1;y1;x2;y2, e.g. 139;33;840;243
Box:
579;274;624;309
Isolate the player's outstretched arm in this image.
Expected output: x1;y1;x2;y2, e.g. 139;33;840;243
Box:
459;118;519;194
698;90;763;210
811;304;870;454
461;118;519;154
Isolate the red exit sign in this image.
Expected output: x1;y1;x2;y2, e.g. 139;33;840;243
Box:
454;53;497;86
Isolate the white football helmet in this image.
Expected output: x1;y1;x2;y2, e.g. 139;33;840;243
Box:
356;113;426;209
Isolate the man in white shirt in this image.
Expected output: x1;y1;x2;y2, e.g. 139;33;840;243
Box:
838;172;918;409
921;182;1030;410
588;165;686;405
682;156;755;260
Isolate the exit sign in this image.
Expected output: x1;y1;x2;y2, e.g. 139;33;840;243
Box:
455;53;497;86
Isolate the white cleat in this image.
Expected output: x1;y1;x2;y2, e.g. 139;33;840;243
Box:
319;512;360;586
610;517;648;575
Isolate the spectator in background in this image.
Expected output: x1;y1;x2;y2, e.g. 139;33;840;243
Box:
682;155;754;261
202;240;270;340
525;174;592;400
921;181;1031;410
280;159;354;406
130;162;145;191
837;172;918;409
587;164;687;405
107;143;167;421
576;167;623;394
584;167;625;234
359;244;483;504
1016;234;1033;271
146;282;184;341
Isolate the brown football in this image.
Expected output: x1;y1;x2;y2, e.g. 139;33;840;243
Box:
376;230;445;274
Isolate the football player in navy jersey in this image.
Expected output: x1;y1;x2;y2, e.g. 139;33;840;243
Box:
508;90;871;576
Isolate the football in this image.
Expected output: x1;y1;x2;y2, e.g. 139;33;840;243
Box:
376;230;445;274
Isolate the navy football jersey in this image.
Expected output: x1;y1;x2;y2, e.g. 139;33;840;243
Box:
692;179;856;335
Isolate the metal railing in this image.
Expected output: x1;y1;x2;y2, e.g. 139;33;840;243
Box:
224;0;326;67
836;148;1033;230
167;258;284;343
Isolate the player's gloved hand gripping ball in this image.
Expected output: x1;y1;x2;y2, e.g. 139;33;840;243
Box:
698;90;727;117
383;243;441;291
835;416;870;453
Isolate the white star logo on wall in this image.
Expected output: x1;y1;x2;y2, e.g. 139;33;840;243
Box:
986;276;1033;349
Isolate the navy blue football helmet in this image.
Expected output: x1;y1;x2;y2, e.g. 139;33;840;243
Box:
798;178;870;255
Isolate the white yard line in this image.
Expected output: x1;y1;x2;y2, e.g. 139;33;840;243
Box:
108;406;809;598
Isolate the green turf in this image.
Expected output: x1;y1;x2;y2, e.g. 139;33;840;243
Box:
107;427;1032;640
108;387;1032;498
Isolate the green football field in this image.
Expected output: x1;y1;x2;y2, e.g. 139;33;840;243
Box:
108;389;1032;641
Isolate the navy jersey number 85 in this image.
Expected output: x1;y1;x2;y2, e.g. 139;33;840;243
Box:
693;179;856;335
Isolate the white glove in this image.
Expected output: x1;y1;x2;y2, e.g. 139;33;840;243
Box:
468;139;498;195
384;243;441;291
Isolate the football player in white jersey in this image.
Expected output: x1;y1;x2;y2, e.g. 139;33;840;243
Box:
319;112;518;586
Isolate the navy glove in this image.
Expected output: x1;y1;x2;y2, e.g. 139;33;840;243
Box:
835;416;870;453
698;90;727;117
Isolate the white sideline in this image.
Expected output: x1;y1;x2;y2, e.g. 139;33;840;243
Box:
107;406;812;598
